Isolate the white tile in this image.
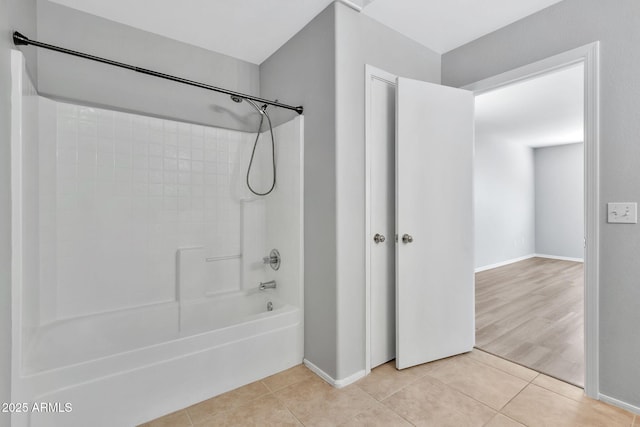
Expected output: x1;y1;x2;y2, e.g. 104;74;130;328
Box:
178;146;191;159
149;143;163;157
149;170;163;184
164;145;178;159
164;171;178;184
164;184;178;197
164;158;178;171
178;172;191;185
149;156;163;170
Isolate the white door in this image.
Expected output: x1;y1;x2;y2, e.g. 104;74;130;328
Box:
395;77;475;369
369;75;396;368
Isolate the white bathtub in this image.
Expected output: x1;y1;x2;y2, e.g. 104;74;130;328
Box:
13;292;303;427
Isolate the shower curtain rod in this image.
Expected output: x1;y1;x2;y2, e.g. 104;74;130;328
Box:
12;31;304;115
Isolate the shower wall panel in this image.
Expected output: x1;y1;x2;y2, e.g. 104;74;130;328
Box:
39;102;261;320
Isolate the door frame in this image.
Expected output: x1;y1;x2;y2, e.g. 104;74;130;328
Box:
462;42;600;398
364;42;600;398
365;64;398;374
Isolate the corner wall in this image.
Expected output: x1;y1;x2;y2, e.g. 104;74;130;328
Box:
333;2;440;379
261;2;441;382
443;0;640;408
260;5;338;378
535;143;584;259
474;140;535;269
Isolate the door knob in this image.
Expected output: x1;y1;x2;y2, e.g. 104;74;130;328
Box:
402;234;413;243
373;233;386;244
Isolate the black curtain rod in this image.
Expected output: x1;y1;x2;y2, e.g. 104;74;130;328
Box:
12;31;303;115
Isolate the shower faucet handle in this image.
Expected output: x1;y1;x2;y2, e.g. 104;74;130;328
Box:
263;249;281;271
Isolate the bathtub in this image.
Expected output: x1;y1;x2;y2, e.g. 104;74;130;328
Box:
13;292;303;427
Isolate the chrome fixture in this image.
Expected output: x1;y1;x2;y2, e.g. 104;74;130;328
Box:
259;280;277;291
267;301;274;312
402;234;414;244
263;249;281;271
373;233;386;244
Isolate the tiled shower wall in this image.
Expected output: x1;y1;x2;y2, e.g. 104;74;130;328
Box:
38;99;286;321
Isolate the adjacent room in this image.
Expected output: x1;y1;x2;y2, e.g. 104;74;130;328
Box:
473;63;585;386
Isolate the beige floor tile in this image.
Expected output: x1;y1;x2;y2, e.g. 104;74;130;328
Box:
186;381;270;424
503;384;634;427
502;384;584;427
194;395;300;426
423;355;528;410
138;409;192;427
531;374;585;401
262;364;316;392
466;349;538;382
275;376;378;426
531;374;635;422
484;413;525;427
383;375;496;427
339;402;412;426
356;361;425;401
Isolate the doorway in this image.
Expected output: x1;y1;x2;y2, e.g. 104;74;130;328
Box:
473;63;585;386
364;42;600;398
464;43;600;396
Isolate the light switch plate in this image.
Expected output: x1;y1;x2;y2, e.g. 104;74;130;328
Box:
607;202;637;224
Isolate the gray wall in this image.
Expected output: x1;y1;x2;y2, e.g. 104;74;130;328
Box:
261;2;440;381
9;0;37;80
260;4;338;378
2;2;37;426
475;140;535;269
333;2;440;379
535;143;584;259
443;0;640;408
35;0;260;131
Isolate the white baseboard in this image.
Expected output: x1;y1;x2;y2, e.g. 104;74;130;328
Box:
599;393;640;415
303;359;366;389
535;253;584;263
475;254;535;273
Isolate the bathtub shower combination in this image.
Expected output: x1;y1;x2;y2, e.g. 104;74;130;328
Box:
10;52;304;427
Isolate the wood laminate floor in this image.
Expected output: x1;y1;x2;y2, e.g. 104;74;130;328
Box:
475;257;584;387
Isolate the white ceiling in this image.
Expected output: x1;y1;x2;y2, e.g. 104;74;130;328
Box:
362;0;564;54
47;0;336;64
475;63;584;148
47;0;564;63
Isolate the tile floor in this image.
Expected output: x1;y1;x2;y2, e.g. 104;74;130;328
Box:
140;349;637;426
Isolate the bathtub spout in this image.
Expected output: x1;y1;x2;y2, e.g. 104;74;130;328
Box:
259;280;277;291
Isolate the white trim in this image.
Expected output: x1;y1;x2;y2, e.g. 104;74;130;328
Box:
534;254;584;263
474;254;535;273
462;44;593;94
599;393;640;415
303;359;366;389
464;42;600;399
364;65;398;376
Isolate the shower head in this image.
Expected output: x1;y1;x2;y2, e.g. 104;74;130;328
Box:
230;95;267;116
244;98;267;115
